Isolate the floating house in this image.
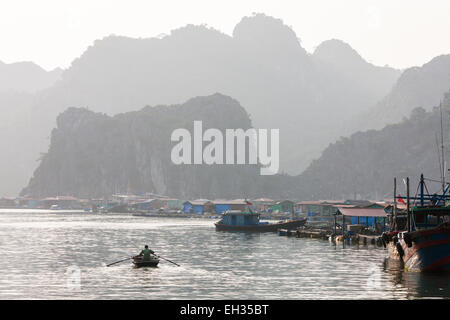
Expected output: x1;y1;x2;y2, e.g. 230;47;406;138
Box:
17;197;42;208
131;199;164;211
112;194;143;204
159;198;184;210
182;200;214;214
0;197;16;208
41;196;81;209
297;200;385;223
335;206;387;233
212;199;249;214
271;200;295;213
251;198;275;212
296;200;339;217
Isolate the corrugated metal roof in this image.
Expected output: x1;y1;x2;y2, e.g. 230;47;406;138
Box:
252;198;274;203
337;207;387;217
212;199;248;205
296;201;330;205
184;200;213;206
42;196;79;201
334;204;357;208
274;200;294;205
296;200;349;206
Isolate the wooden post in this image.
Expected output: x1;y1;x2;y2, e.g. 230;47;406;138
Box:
342;214;346;248
334;214;337;235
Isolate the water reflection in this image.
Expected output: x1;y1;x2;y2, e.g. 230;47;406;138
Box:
382;257;450;299
0;210;448;299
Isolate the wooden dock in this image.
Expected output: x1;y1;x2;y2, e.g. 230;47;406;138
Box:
278;227;329;240
278;226;384;246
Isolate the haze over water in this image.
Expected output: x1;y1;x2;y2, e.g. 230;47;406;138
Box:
0;210;448;299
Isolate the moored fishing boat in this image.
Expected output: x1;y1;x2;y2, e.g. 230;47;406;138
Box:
383;174;450;272
215;209;306;232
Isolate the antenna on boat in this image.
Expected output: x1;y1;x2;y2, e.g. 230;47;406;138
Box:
436;132;443;187
393;177;397;230
440;101;446;192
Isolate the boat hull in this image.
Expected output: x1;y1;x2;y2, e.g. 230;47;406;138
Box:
132;256;160;268
388;224;450;272
215;218;307;232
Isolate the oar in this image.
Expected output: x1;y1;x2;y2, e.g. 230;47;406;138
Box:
156;255;180;267
106;257;132;267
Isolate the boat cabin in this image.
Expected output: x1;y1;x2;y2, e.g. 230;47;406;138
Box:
393;174;450;232
220;210;260;226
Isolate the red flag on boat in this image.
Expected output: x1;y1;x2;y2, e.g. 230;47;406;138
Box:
245;200;253;206
397;195;406;204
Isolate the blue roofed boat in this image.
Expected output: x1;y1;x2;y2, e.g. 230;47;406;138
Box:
215;209;306;232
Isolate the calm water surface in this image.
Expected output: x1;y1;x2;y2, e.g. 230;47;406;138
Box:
0;210;449;299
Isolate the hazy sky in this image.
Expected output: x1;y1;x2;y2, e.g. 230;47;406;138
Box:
1;0;449;71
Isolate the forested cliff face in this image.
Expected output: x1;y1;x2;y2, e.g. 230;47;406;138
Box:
297;90;450;201
21;94;264;199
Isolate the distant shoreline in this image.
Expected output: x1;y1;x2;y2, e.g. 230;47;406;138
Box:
0;208;296;221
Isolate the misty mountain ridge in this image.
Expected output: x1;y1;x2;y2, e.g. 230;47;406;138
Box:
0;60;62;94
0;13;404;197
2;13;450;199
350;54;450;134
297;89;450;201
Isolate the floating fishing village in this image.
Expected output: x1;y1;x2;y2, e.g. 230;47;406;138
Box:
2;172;449;273
2;3;450;305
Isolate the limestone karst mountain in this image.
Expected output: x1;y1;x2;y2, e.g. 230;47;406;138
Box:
21;94;264;199
297;90;450;201
0;60;62;94
0;14;403;196
352;54;450;133
23;91;450;201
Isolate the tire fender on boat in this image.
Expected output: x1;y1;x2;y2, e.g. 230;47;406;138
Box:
381;232;388;248
393;235;398;244
396;242;404;258
403;232;413;248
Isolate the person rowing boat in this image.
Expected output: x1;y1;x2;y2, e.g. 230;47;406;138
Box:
132;245;159;267
107;245;179;267
137;245;155;261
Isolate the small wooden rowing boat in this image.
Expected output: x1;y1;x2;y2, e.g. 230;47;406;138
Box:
132;255;160;268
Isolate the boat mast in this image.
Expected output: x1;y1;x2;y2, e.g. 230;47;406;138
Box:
406;177;411;232
420;174;424;207
393;177;397;230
